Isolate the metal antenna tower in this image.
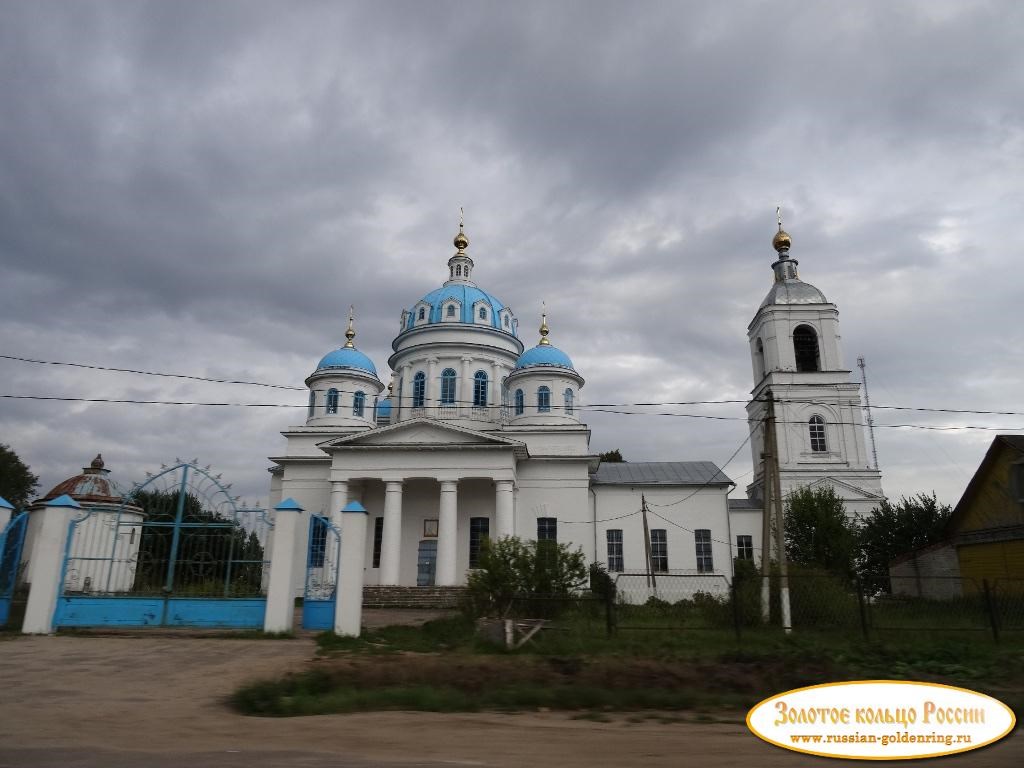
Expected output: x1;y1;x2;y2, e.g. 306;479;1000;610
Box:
857;356;880;470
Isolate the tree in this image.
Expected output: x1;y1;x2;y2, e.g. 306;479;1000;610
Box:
466;536;588;616
599;449;624;462
784;486;857;578
856;493;952;593
0;444;39;510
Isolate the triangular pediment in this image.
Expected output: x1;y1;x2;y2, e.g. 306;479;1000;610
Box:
805;476;885;501
318;418;525;451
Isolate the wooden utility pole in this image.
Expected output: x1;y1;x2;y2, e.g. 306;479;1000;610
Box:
641;494;657;595
762;391;792;632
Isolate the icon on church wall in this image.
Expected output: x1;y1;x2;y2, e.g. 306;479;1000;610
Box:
423;519;438;538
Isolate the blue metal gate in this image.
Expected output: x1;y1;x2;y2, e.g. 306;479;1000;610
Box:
302;513;341;630
53;461;273;628
0;512;29;626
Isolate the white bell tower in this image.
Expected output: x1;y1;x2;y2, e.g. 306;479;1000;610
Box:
745;216;884;519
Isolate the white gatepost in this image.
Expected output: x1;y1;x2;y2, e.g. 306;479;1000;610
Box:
264;497;304;633
335;500;368;637
0;496;14;532
22;494;81;634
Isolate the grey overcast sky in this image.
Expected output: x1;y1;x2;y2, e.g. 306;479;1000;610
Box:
1;0;1021;510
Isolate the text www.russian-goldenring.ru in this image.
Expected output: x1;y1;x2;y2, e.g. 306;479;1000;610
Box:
790;732;972;747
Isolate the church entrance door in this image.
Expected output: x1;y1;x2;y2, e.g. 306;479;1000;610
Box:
417;540;437;586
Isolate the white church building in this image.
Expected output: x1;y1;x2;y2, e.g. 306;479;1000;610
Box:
268;220;882;591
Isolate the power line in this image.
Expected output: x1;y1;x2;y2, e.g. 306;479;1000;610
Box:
4;353;1024;417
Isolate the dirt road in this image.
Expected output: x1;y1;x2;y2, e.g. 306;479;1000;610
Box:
0;634;1019;767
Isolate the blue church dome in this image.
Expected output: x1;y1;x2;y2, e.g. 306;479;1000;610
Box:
375;397;392;418
514;344;575;371
315;347;378;376
405;284;514;333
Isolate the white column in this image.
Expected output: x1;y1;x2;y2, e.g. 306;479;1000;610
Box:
490;361;501;413
328;480;348;530
436;480;458;585
427;357;438;409
379;481;403;585
495;480;515;539
22;496;80;634
336;501;369;637
264;498;304;633
461;356;473;408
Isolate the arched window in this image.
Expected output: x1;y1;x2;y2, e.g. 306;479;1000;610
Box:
473;371;488;406
514;389;524;415
353;391;365;417
418;307;426;321
809;416;827;452
564;388;574;414
755;338;765;379
537;386;551;413
446;304;455;318
308;390;315;418
455;265;462;276
326;388;339;414
793;325;820;372
441;368;457;404
503;315;510;327
413;371;426;408
478;306;487;320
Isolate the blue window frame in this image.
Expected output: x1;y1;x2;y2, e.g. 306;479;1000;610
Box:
441;368;457;404
564;388;574;414
353;391;365;417
473;371;488;406
413;371;426;408
326;388;339;414
514;389;524;415
537;386;551;413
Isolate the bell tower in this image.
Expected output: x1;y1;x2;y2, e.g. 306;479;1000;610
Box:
745;215;884;519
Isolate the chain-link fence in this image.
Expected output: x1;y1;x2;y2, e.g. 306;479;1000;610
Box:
488;573;1024;645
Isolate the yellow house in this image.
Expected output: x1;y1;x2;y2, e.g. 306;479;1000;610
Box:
947;435;1024;590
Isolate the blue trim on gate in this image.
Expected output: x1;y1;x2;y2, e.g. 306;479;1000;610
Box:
54;597;267;628
0;512;29;627
302;513;341;631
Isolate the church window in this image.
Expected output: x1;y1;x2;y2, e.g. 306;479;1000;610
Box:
418;307;426;321
537;386;551;412
755;338;765;379
809;415;827;452
309;516;327;568
793;325;820;372
469;517;490;568
695;529;713;572
503;315;509;327
446;304;455;318
307;390;315;418
441;368;457;404
455;265;462;276
736;534;753;561
514;389;524;415
413;371;426;408
353;391;365;417
650;529;668;572
478;306;487;320
326;388;339;414
607;529;624;572
473;370;488;406
537;517;557;542
372;517;384;568
564;388;574;414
